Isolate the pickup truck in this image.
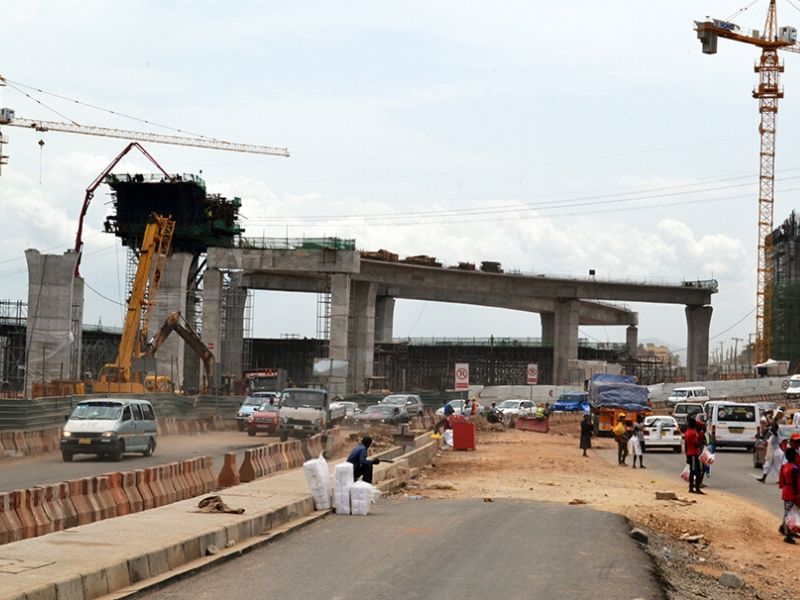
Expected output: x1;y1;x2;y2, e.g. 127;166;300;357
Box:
277;388;346;442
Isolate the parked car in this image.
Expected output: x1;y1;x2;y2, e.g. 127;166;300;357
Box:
380;394;425;417
784;374;800;400
246;400;281;437
666;386;710;406
353;404;410;425
671;402;704;432
435;399;485;417
496;399;536;417
331;400;360;418
60;398;157;462
237;392;279;431
551;392;590;413
642;415;682;453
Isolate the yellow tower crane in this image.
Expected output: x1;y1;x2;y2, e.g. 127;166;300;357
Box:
695;1;800;363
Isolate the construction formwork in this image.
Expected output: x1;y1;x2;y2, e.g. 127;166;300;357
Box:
771;211;800;369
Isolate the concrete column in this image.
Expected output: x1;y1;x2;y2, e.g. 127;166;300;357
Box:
540;312;555;346
221;272;247;389
626;326;639;357
552;298;579;386
685;305;713;381
201;268;223;389
148;252;194;391
24;250;83;396
374;296;395;343
328;274;351;396
348;282;377;393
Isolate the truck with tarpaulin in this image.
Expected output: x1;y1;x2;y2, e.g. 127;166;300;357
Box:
589;373;652;436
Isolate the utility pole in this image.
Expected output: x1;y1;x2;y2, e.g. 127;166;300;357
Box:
732;337;743;375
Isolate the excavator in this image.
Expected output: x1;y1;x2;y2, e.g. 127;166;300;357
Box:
144;311;215;393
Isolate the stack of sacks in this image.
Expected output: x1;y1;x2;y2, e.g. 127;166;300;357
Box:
349;480;381;516
303;453;331;510
333;462;354;515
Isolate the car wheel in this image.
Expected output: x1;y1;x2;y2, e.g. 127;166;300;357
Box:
279;431;289;443
673;446;681;454
237;421;245;432
142;438;155;457
247;429;256;437
62;450;73;462
111;440;125;462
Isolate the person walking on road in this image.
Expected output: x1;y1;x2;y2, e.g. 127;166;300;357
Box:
778;447;799;544
758;407;786;483
685;416;705;495
347;436;380;484
630;420;646;469
580;414;593;457
613;413;628;466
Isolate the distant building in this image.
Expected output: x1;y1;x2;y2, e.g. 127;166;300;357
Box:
637;343;677;366
771;210;800;370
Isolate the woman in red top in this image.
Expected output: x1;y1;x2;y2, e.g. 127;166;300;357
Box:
779;447;799;544
684;416;704;495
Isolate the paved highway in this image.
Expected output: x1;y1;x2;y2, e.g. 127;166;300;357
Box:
599;443;783;518
145;498;664;600
0;431;274;493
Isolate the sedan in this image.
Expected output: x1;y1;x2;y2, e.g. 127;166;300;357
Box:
642;416;682;453
245;401;280;437
496;399;536;417
353;404;410;426
331;401;360;418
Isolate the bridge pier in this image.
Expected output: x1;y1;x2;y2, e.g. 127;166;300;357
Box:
328;274;351;396
553;298;579;385
201;268;223;389
626;325;638;356
686;305;712;381
375;296;395;343
348;282;377;393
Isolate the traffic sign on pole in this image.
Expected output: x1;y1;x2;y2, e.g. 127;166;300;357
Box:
454;363;470;390
526;363;539;385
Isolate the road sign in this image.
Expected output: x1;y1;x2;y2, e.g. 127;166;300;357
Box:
526;363;539;385
454;363;469;390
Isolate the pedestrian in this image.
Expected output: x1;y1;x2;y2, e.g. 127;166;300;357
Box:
631;420;646;469
580;413;593;457
758;407;785;483
778;447;799;544
793;410;800;428
613;413;628;466
434;400;455;434
470;396;479;419
703;415;716;480
346;436;381;484
685;416;704;495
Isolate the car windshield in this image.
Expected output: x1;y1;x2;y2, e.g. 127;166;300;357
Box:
382;396;407;405
365;405;393;414
717;405;756;422
257;402;278;411
498;401;519;409
70;402;122;420
281;391;326;408
645;417;675;427
790;380;800;389
243;397;262;406
671;390;689;398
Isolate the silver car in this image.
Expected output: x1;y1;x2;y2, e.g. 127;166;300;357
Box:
380;394;425;418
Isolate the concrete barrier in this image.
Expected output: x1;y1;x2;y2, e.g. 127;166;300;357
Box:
122;471;144;514
57;482;78;530
108;473;130;517
218;452;240;488
39;484;64;533
13;489;36;538
135;469;154;511
0;491;23;543
239;449;259;483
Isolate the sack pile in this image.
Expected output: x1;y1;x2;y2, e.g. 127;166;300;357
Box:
333;462;354;515
303;453;331;510
350;480;381;516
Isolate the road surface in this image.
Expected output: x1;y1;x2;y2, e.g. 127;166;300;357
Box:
598;442;783;517
144;499;664;600
0;431;275;492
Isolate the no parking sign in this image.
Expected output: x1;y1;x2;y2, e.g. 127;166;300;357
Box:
454;363;470;390
526;363;539;385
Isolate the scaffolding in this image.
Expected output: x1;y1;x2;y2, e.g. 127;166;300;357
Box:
0;300;26;393
771;210;800;368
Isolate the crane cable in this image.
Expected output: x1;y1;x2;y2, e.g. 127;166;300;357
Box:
726;0;764;22
3;79;79;125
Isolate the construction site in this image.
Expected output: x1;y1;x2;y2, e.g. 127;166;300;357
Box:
6;2;800;600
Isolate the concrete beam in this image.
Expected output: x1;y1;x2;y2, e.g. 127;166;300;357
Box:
626;326;638;356
207;248;359;274
357;260;714;305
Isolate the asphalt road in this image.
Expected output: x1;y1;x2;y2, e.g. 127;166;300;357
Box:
145;499;664;600
597;441;784;518
0;431;276;492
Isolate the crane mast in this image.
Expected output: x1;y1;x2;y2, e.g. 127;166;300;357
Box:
695;0;798;363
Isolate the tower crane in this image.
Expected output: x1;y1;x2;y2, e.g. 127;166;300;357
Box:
0;74;289;175
695;1;800;363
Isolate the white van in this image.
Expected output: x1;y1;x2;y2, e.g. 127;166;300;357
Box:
60;398;157;462
784;374;800;400
704;401;759;450
667;386;710;406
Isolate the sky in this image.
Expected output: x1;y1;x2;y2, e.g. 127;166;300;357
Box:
2;1;800;360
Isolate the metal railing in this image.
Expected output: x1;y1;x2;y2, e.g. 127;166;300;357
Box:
238;236;355;251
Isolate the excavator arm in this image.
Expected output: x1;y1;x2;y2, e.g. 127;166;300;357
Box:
146;312;216;392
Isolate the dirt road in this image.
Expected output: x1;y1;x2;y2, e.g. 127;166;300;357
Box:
413;420;798;599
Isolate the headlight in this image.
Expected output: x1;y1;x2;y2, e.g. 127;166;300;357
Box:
62;430;72;438
238;412;245;417
101;431;114;438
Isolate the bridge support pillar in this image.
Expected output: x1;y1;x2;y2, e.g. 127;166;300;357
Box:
540;312;554;346
553;299;579;385
220;273;247;391
328;274;352;396
24;250;84;397
149;252;194;391
686;305;712;381
348;282;377;394
626;325;638;357
202;269;223;390
375;296;395;343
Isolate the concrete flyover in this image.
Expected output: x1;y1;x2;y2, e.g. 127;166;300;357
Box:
203;247;717;392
